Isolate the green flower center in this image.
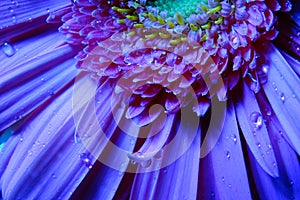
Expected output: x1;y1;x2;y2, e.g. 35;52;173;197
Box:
148;0;208;18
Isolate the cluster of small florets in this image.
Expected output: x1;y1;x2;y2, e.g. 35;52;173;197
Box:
47;0;291;119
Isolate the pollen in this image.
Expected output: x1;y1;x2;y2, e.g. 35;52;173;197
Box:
158;32;170;39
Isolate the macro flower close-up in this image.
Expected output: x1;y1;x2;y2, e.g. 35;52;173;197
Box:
0;0;300;199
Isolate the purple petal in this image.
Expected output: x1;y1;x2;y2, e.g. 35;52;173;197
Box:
234;81;279;177
0;0;70;42
259;42;300;154
209;101;252;198
0;44;77;131
247;115;300;200
130;114;201;199
71;78;140;199
1;77;91;199
280;50;300;76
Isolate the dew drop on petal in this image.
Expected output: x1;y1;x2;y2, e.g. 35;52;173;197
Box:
119;162;127;176
128;152;153;168
266;108;272;116
51;173;57;179
12;15;17;24
226;151;231;159
250;112;263;129
2;42;16;57
280;93;285;102
140;159;152;168
153;149;163;160
257;142;261;148
130;139;135;145
80;153;92;169
233;135;237;143
262;65;269;73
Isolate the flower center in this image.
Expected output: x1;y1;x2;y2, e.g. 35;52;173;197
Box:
148;0;208;19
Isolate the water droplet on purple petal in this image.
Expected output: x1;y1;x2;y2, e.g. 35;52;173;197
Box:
250;111;263;129
2;42;16;57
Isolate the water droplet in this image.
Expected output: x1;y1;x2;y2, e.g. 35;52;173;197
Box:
228;184;232;188
52;173;57;179
28;150;33;156
130;139;135;145
266;108;272;116
257;142;261;148
48;91;55;96
233;135;237;143
14;115;22;121
280;93;285;102
279;131;284;137
221;176;225;182
119;162;127;175
292;93;296;98
211;192;215;197
141;159;152;168
19;137;23;142
226;151;231;159
12;15;17;24
154;149;163;160
262;65;269;74
2;42;16;57
250;112;263;129
80;153;93;169
130;160;137;165
128;151;154;168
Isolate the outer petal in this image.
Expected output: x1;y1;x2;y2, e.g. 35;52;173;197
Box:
70;76;139;199
0;44;77;131
280;50;300;76
0;0;70;42
0;75;96;200
209;101;252;199
254;91;300;199
130;113;201;199
234;81;279;177
259;42;300;154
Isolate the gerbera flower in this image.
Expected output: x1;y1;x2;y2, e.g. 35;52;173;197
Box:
0;0;299;199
